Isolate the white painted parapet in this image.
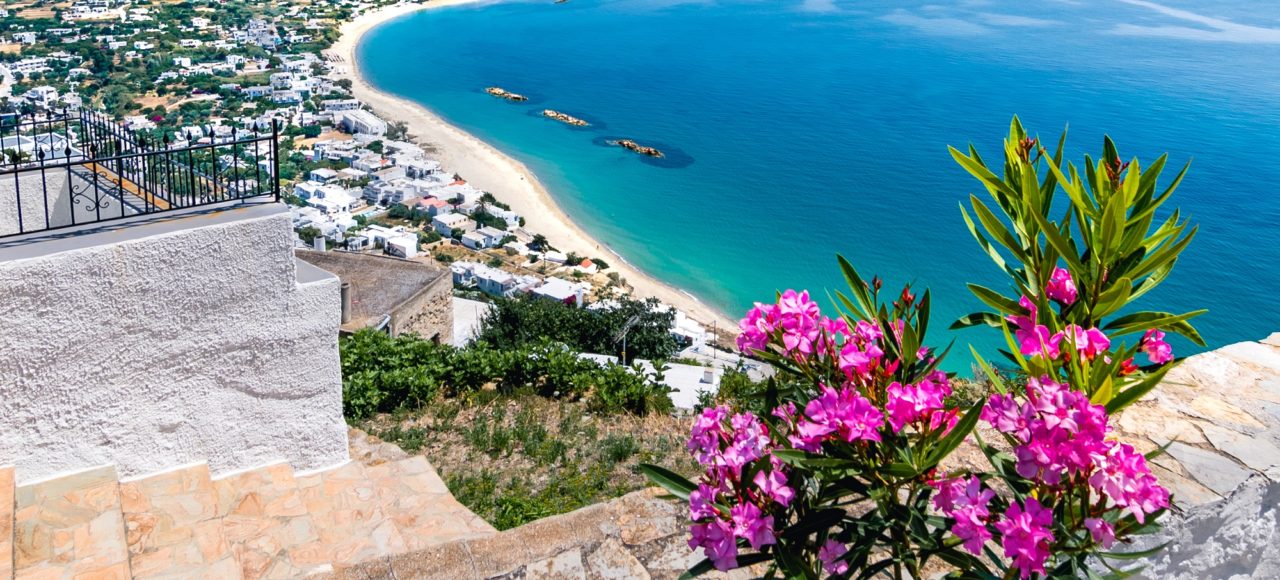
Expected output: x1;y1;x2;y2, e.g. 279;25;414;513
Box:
0;202;349;484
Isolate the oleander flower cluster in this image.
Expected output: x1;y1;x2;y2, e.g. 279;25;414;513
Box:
685;405;792;570
645;120;1203;579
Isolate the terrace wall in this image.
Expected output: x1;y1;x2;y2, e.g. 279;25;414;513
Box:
0;202;349;484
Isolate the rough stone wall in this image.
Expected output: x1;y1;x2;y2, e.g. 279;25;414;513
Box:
0;204;349;484
329;487;762;580
1131;475;1280;578
390;271;452;343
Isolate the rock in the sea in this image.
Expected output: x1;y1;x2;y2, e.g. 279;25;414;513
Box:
1128;475;1280;579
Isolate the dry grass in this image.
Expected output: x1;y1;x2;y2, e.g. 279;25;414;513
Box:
361;394;698;530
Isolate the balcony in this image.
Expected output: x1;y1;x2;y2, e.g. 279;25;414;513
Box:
1;108;279;240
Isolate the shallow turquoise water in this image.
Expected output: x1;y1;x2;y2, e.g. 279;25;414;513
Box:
360;0;1280;367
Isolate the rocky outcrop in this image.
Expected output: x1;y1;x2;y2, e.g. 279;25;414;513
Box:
1111;332;1280;507
1129;475;1280;578
542;109;589;126
485;87;528;102
609;139;664;158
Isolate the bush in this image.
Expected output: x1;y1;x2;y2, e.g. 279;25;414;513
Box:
643;118;1201;578
476;295;677;363
338;330;673;420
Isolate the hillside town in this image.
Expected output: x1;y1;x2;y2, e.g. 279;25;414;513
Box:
0;0;721;351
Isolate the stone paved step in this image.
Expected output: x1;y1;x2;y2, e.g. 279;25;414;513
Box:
119;462;237;579
366;456;495;552
296;460;407;567
13;464;131;580
212;462;326;579
2;465;14;578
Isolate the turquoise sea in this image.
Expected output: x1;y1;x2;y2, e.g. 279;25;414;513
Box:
359;0;1280;367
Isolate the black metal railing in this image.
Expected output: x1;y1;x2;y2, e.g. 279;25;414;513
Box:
1;108;280;239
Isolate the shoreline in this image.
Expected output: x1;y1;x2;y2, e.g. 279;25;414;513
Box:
328;0;741;336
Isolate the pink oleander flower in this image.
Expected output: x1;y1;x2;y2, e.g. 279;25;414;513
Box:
1007;295;1039;330
1017;323;1058;359
1089;441;1170;523
839;341;883;380
689;483;719;520
986;377;1111;484
723;412;770;469
818;540;850;576
931;475;996;555
853;319;883;343
1142;329;1174;365
1085;518;1116;549
689;519;737;571
1050;325;1110;361
1046;266;1078;305
730;502;776;550
995;498;1055;579
982;393;1034;441
736;302;778;354
884;377;951;433
753;469;795;507
689;406;729;467
689;406;730;465
778;289;822;357
795;384;885;450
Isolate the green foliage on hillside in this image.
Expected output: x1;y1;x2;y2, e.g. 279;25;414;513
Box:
338;330;673;421
475;295;677;363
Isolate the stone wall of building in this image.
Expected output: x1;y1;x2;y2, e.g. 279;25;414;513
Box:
389;270;452;343
0;203;349;484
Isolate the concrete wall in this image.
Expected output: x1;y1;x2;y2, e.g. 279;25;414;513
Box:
0;202;349;484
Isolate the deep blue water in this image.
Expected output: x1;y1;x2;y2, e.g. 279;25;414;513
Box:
360;0;1280;368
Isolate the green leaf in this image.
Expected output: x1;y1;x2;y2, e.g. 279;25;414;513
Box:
1103;310;1208;346
837;255;875;320
781;509;846;540
1098;542;1172;561
951;311;1004;330
1105;363;1174;414
924;398;985;469
949;145;1020;200
1094;277;1133;319
1029;209;1085;273
639;464;696;501
967;283;1022;315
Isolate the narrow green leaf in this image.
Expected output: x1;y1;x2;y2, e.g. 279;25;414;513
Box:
639;464;696;501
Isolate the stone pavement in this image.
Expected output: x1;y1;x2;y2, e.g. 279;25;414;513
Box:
0;429;494;579
1112;333;1280;507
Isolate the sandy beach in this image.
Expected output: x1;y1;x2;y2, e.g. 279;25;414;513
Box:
328;0;740;335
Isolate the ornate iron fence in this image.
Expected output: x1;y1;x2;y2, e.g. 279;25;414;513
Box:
1;108;280;239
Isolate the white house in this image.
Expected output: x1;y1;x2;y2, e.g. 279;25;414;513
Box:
432;213;476;237
336;110;387;136
531;278;590;306
385;235;418;259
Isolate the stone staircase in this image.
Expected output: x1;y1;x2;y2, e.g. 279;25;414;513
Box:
0;430;495;579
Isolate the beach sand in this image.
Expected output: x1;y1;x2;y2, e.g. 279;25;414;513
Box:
329;0;740;335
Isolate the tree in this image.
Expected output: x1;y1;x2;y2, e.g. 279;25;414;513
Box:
475;295;676;363
530;234;551;252
335;78;353;91
301;125;322;138
367;140;383;154
386;120;409;140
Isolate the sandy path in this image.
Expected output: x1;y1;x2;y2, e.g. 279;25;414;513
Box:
328;0;740;335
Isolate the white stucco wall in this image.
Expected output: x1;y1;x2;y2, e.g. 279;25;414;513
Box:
0;203;349;484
